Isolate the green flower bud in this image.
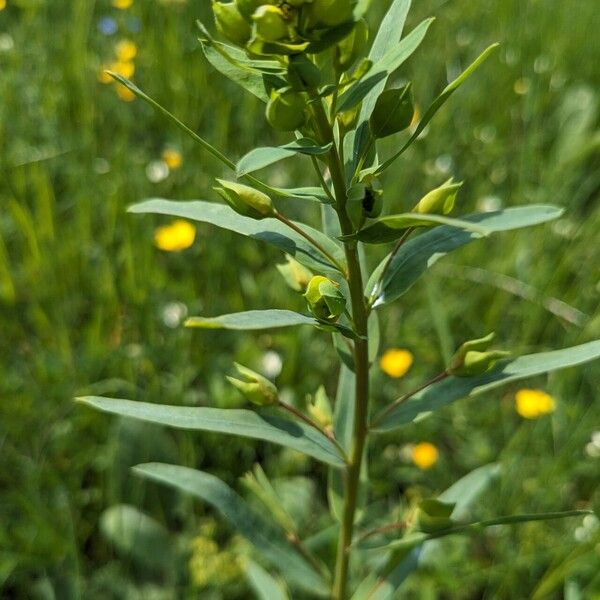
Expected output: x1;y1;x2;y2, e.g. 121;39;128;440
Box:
235;0;275;21
448;332;510;377
304;275;346;322
416;499;456;533
213;2;252;46
335;19;369;71
305;0;354;28
227;363;279;406
307;386;333;431
413;178;463;215
276;255;313;292
252;5;288;41
215;179;276;219
288;54;322;90
369;84;414;139
266;87;307;131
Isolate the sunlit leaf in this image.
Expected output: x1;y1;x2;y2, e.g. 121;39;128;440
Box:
134;463;329;595
373;340;600;431
366;205;564;308
236;139;333;177
78;397;346;468
129;199;346;275
245;559;290;600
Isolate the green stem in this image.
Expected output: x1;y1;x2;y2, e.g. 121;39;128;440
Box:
275;213;347;276
309;90;371;600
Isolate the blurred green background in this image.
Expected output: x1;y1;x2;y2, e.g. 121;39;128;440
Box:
1;0;599;598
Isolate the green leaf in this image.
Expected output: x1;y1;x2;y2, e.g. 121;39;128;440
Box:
366;205;564;308
245;559;290;600
133;463;328;595
351;464;499;600
272;186;331;204
78;397;346;468
368;510;592;553
372;339;600;432
337;18;434;114
129;199;346;275
236;139;333;177
346;213;491;244
99;505;174;572
185;309;318;331
200;41;271;103
373;43;499;176
107;72;235;171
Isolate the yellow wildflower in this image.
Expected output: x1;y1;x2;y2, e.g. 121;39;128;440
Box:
380;348;414;378
115;39;137;62
0;1;6;11
411;442;439;470
112;0;133;9
97;67;113;84
154;220;196;251
116;84;136;102
109;60;135;79
515;389;556;419
162;148;183;170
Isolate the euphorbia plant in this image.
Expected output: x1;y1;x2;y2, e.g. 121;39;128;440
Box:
80;0;600;597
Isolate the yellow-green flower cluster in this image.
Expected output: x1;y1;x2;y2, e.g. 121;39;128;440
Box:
213;0;357;56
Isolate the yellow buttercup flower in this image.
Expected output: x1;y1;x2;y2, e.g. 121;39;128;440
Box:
380;348;414;378
154;220;196;252
412;442;439;470
115;39;138;62
116;84;136;102
112;0;133;9
162;148;183;170
515;389;556;419
0;1;6;11
109;60;135;79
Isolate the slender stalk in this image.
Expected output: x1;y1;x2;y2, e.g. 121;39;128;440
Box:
275;212;347;276
309;90;371;600
310;155;337;205
372;371;448;428
278;400;347;460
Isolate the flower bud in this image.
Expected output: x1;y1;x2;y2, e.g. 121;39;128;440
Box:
215;179;276;219
288;54;322;91
252;5;288;41
213;2;252;46
276;255;313;292
447;332;510;377
335;19;369;71
416;499;455;533
235;0;274;21
227;363;279;406
266;87;307;131
305;0;354;28
307;386;333;431
369;84;414;139
304;275;346;322
413;178;462;216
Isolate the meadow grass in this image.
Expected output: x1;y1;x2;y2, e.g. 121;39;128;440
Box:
0;0;598;597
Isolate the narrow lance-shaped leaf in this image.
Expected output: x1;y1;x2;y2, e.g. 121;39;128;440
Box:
236;139;333;177
184;309;358;339
351;463;499;600
337;18;434;114
371;43;499;176
78;397;346;468
107;72;235;171
133;463;329;595
365;510;593;553
129;199;346;275
373;339;600;432
245;559;290;600
366;205;564;308
344;213;491;244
